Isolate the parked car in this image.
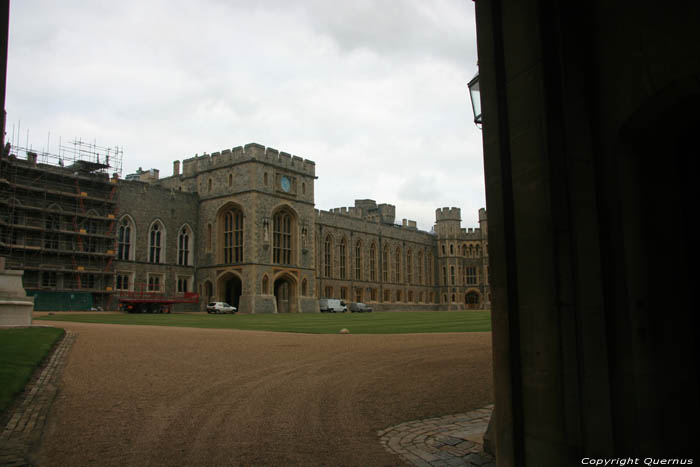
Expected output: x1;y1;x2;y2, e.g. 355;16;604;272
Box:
206;302;237;314
319;298;347;313
349;302;373;313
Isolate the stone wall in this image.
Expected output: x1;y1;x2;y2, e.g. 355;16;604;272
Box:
113;180;199;312
314;201;489;311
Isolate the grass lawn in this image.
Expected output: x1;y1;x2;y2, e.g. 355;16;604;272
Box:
0;327;65;414
36;311;491;334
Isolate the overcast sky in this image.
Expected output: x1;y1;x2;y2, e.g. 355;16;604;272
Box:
5;0;483;231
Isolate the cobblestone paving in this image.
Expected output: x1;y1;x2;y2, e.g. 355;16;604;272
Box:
0;331;76;467
379;405;495;467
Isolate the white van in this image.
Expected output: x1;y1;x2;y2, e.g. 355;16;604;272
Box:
319;299;347;313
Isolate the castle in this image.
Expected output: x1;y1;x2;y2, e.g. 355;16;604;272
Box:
1;142;489;312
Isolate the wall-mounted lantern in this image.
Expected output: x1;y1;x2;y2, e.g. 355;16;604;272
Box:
467;72;482;128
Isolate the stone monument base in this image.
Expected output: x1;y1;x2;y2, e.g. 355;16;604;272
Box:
0;258;34;326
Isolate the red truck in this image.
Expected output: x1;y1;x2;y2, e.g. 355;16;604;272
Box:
117;284;199;313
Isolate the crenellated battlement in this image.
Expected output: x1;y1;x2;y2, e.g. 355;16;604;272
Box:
177;142;316;178
315;208;422;233
435;207;461;222
315;207;364;221
315;199;402;225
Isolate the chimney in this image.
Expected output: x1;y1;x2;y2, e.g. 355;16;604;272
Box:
27;151;37;165
173;160;180;176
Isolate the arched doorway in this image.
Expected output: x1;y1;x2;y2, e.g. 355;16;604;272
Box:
465;291;480;309
274;274;297;313
217;272;242;310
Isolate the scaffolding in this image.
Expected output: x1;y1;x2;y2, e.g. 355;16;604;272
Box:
0;140;121;310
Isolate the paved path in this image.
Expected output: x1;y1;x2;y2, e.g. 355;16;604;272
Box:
3;322;493;466
379;406;494;467
0;331;76;467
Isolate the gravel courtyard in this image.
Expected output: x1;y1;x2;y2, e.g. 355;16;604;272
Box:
32;321;493;467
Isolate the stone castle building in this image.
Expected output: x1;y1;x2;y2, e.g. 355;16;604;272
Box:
1;142;489;312
115;142;489;313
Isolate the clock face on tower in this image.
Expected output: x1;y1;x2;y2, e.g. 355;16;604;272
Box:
280;176;291;193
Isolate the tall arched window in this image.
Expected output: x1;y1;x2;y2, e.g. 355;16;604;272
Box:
417;251;423;285
427;254;433;285
425;251;430;285
262;275;269;294
223;208;244;263
117;217;133;261
370;243;377;281
355;240;362;280
273;209;293;265
339;237;347;279
178;225;192;265
406;249;412;284
382;246;389;281
324;235;333;277
394;247;401;283
451;266;455;285
301;278;308;296
466;267;477;285
149;221;164;263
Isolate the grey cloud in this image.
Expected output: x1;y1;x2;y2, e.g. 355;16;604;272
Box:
6;0;484;232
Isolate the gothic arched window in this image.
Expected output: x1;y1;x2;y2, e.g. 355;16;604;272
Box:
222;208;244;263
383;246;389;282
394;247;401;283
417;251;423;285
339;237;347;279
273;209;294;265
118;217;134;261
406;249;412;284
149;221;164;263
324;235;333;277
177;225;192;266
355;240;362;280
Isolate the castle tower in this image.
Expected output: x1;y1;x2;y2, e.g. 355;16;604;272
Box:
435;207;462;238
435;207;462;309
154;142;319;314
